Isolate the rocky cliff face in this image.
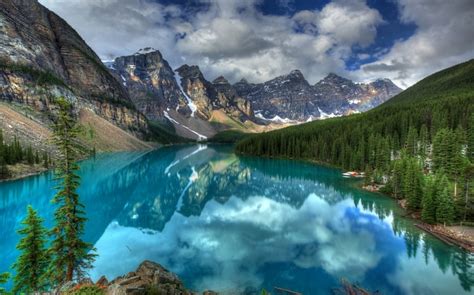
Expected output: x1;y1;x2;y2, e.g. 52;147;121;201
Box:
0;0;149;150
176;64;253;121
236;70;319;122
110;50;255;123
110;48;191;121
314;73;402;116
109;50;255;140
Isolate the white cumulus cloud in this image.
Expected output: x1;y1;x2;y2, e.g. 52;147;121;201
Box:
38;0;474;87
358;0;474;87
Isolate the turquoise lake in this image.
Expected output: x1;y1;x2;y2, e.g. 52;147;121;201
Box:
1;144;473;294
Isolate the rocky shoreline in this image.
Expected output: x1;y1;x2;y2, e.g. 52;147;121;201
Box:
0;163;48;183
64;261;217;295
62;261;374;295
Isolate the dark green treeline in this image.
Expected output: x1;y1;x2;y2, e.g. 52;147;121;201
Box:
0;129;51;179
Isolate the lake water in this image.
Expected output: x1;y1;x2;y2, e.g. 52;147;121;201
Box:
0;144;473;294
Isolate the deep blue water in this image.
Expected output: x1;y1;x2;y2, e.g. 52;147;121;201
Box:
0;144;473;294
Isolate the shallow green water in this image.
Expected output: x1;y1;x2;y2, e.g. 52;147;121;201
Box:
0;144;473;294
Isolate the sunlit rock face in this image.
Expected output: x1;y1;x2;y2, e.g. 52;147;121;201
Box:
212;75;254;119
175;64;216;120
0;0;148;144
109;50;254;123
111;49;191;121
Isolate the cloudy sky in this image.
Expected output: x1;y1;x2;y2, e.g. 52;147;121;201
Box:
38;0;474;88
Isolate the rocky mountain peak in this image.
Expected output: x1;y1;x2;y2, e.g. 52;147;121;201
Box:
269;69;309;87
212;76;229;85
134;47;159;55
176;64;204;80
370;78;400;89
320;73;353;85
108;48;190;121
114;49;166;71
288;69;304;79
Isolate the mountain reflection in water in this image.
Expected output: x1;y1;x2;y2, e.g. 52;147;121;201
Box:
0;145;473;294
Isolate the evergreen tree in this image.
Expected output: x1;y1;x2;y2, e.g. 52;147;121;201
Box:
391;157;406;199
0;154;8;180
422;176;437;223
436;175;455;225
406;126;418;156
43;152;49;169
461;164;474;221
364;165;373;186
433;129;450;172
404;157;424;210
451;127;468;198
468;112;474;161
26;145;34;165
419;124;429;159
46;98;96;285
12;206;49;294
0;271;9;294
35;150;40;165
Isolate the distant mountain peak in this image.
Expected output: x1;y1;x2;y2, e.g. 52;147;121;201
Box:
318;73;354;87
176;64;204;79
289;69;304;77
370;78;401;90
134;47;159;55
322;72;347;81
212;76;229;85
270;69;307;85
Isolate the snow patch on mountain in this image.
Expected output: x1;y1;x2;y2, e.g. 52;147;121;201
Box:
174;71;197;117
120;74;127;87
164;111;207;141
255;112;296;123
318;107;340;119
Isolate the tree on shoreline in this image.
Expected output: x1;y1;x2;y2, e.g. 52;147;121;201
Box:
46;97;95;285
422;176;437;224
12;206;49;293
436;175;455;225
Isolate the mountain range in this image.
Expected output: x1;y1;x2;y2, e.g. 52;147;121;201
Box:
0;0;401;149
107;47;401;140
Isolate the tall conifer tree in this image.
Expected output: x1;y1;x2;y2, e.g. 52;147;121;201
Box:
422;176;437;223
406;126;418;156
404;158;424;210
436;175;455;225
467;112;474;161
12;206;49;294
46;98;95;285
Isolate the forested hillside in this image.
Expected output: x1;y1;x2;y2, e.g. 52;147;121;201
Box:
236;59;474;223
0;129;50;179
